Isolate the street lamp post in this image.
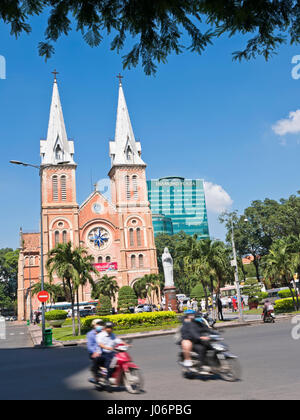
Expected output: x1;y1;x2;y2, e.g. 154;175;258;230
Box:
231;220;244;322
10;159;69;345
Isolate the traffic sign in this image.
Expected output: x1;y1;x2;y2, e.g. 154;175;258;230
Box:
37;291;50;303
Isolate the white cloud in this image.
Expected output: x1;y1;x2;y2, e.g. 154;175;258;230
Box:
204;182;233;214
272;110;300;136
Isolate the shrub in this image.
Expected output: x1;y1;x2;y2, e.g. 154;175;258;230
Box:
118;286;138;313
278;289;293;299
45;310;68;321
96;295;112;316
81;311;178;333
274;298;298;313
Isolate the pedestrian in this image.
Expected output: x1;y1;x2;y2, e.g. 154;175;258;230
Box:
232;296;237;312
217;295;224;321
35;312;40;324
228;296;232;311
192;298;198;312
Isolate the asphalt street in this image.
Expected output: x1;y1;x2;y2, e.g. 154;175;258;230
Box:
1;319;300;400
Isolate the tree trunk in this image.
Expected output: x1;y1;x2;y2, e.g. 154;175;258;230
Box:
201;280;208;311
285;275;297;311
67;279;76;336
76;289;81;336
253;256;260;282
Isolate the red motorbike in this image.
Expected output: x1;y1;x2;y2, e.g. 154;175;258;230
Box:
95;341;143;394
262;309;276;323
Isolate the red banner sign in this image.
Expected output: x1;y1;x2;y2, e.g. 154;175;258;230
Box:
93;262;118;272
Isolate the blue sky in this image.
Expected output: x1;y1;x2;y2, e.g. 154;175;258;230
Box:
1;16;300;249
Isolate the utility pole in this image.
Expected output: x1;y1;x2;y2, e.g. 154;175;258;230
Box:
231;220;244;322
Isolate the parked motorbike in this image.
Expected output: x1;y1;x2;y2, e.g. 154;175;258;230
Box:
178;333;241;382
262;309;276;323
93;341;143;394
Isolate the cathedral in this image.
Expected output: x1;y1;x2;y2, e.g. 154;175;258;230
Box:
17;75;158;320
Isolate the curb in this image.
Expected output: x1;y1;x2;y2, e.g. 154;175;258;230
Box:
28;313;296;348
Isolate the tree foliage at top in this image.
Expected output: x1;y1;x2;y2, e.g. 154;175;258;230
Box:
1;0;300;74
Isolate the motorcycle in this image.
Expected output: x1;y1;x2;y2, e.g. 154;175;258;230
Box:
262;309;276;323
201;312;216;329
93;341;144;394
178;333;241;382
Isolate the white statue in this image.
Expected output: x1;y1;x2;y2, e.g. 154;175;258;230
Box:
162;247;174;288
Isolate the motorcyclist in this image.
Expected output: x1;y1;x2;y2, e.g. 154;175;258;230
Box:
263;299;274;321
87;319;105;383
96;322;124;381
180;310;211;369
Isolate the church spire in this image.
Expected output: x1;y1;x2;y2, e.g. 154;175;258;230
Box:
109;76;145;168
40;73;75;165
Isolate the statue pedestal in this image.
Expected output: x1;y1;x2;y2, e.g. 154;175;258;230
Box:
164;286;178;312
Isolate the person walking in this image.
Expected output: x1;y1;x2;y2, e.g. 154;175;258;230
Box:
217;295;224;321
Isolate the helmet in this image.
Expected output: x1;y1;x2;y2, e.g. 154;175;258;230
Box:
91;319;104;327
105;322;114;329
184;310;196;314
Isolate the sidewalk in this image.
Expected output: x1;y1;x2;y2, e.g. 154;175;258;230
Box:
27;313;296;348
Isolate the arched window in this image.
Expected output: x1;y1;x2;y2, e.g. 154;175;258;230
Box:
131;255;136;269
54;231;60;245
125;175;130;200
106;256;111;263
129;228;134;247
98;256;103;264
52;175;58;201
62;231;67;243
61;175;67;201
139;254;144;269
132;175;138;200
136;228;142;247
29;256;34;266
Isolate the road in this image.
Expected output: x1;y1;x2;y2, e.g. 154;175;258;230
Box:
1;319;300;400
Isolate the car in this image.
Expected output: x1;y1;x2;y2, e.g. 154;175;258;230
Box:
135;304;145;313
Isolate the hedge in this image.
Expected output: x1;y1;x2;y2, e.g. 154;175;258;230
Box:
278;289;293;299
81;311;178;333
274;298;300;313
45;310;68;321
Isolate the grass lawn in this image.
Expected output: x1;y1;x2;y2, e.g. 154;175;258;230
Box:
51;321;181;342
242;308;263;315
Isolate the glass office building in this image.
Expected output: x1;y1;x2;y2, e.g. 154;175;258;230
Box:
151;214;174;236
147;177;209;238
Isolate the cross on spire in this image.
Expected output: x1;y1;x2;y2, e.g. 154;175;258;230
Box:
52;69;59;82
116;73;123;86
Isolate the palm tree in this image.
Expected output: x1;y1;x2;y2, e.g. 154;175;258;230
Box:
31;281;65;304
264;238;300;310
46;242;81;336
73;248;99;335
134;274;161;307
92;274;119;302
